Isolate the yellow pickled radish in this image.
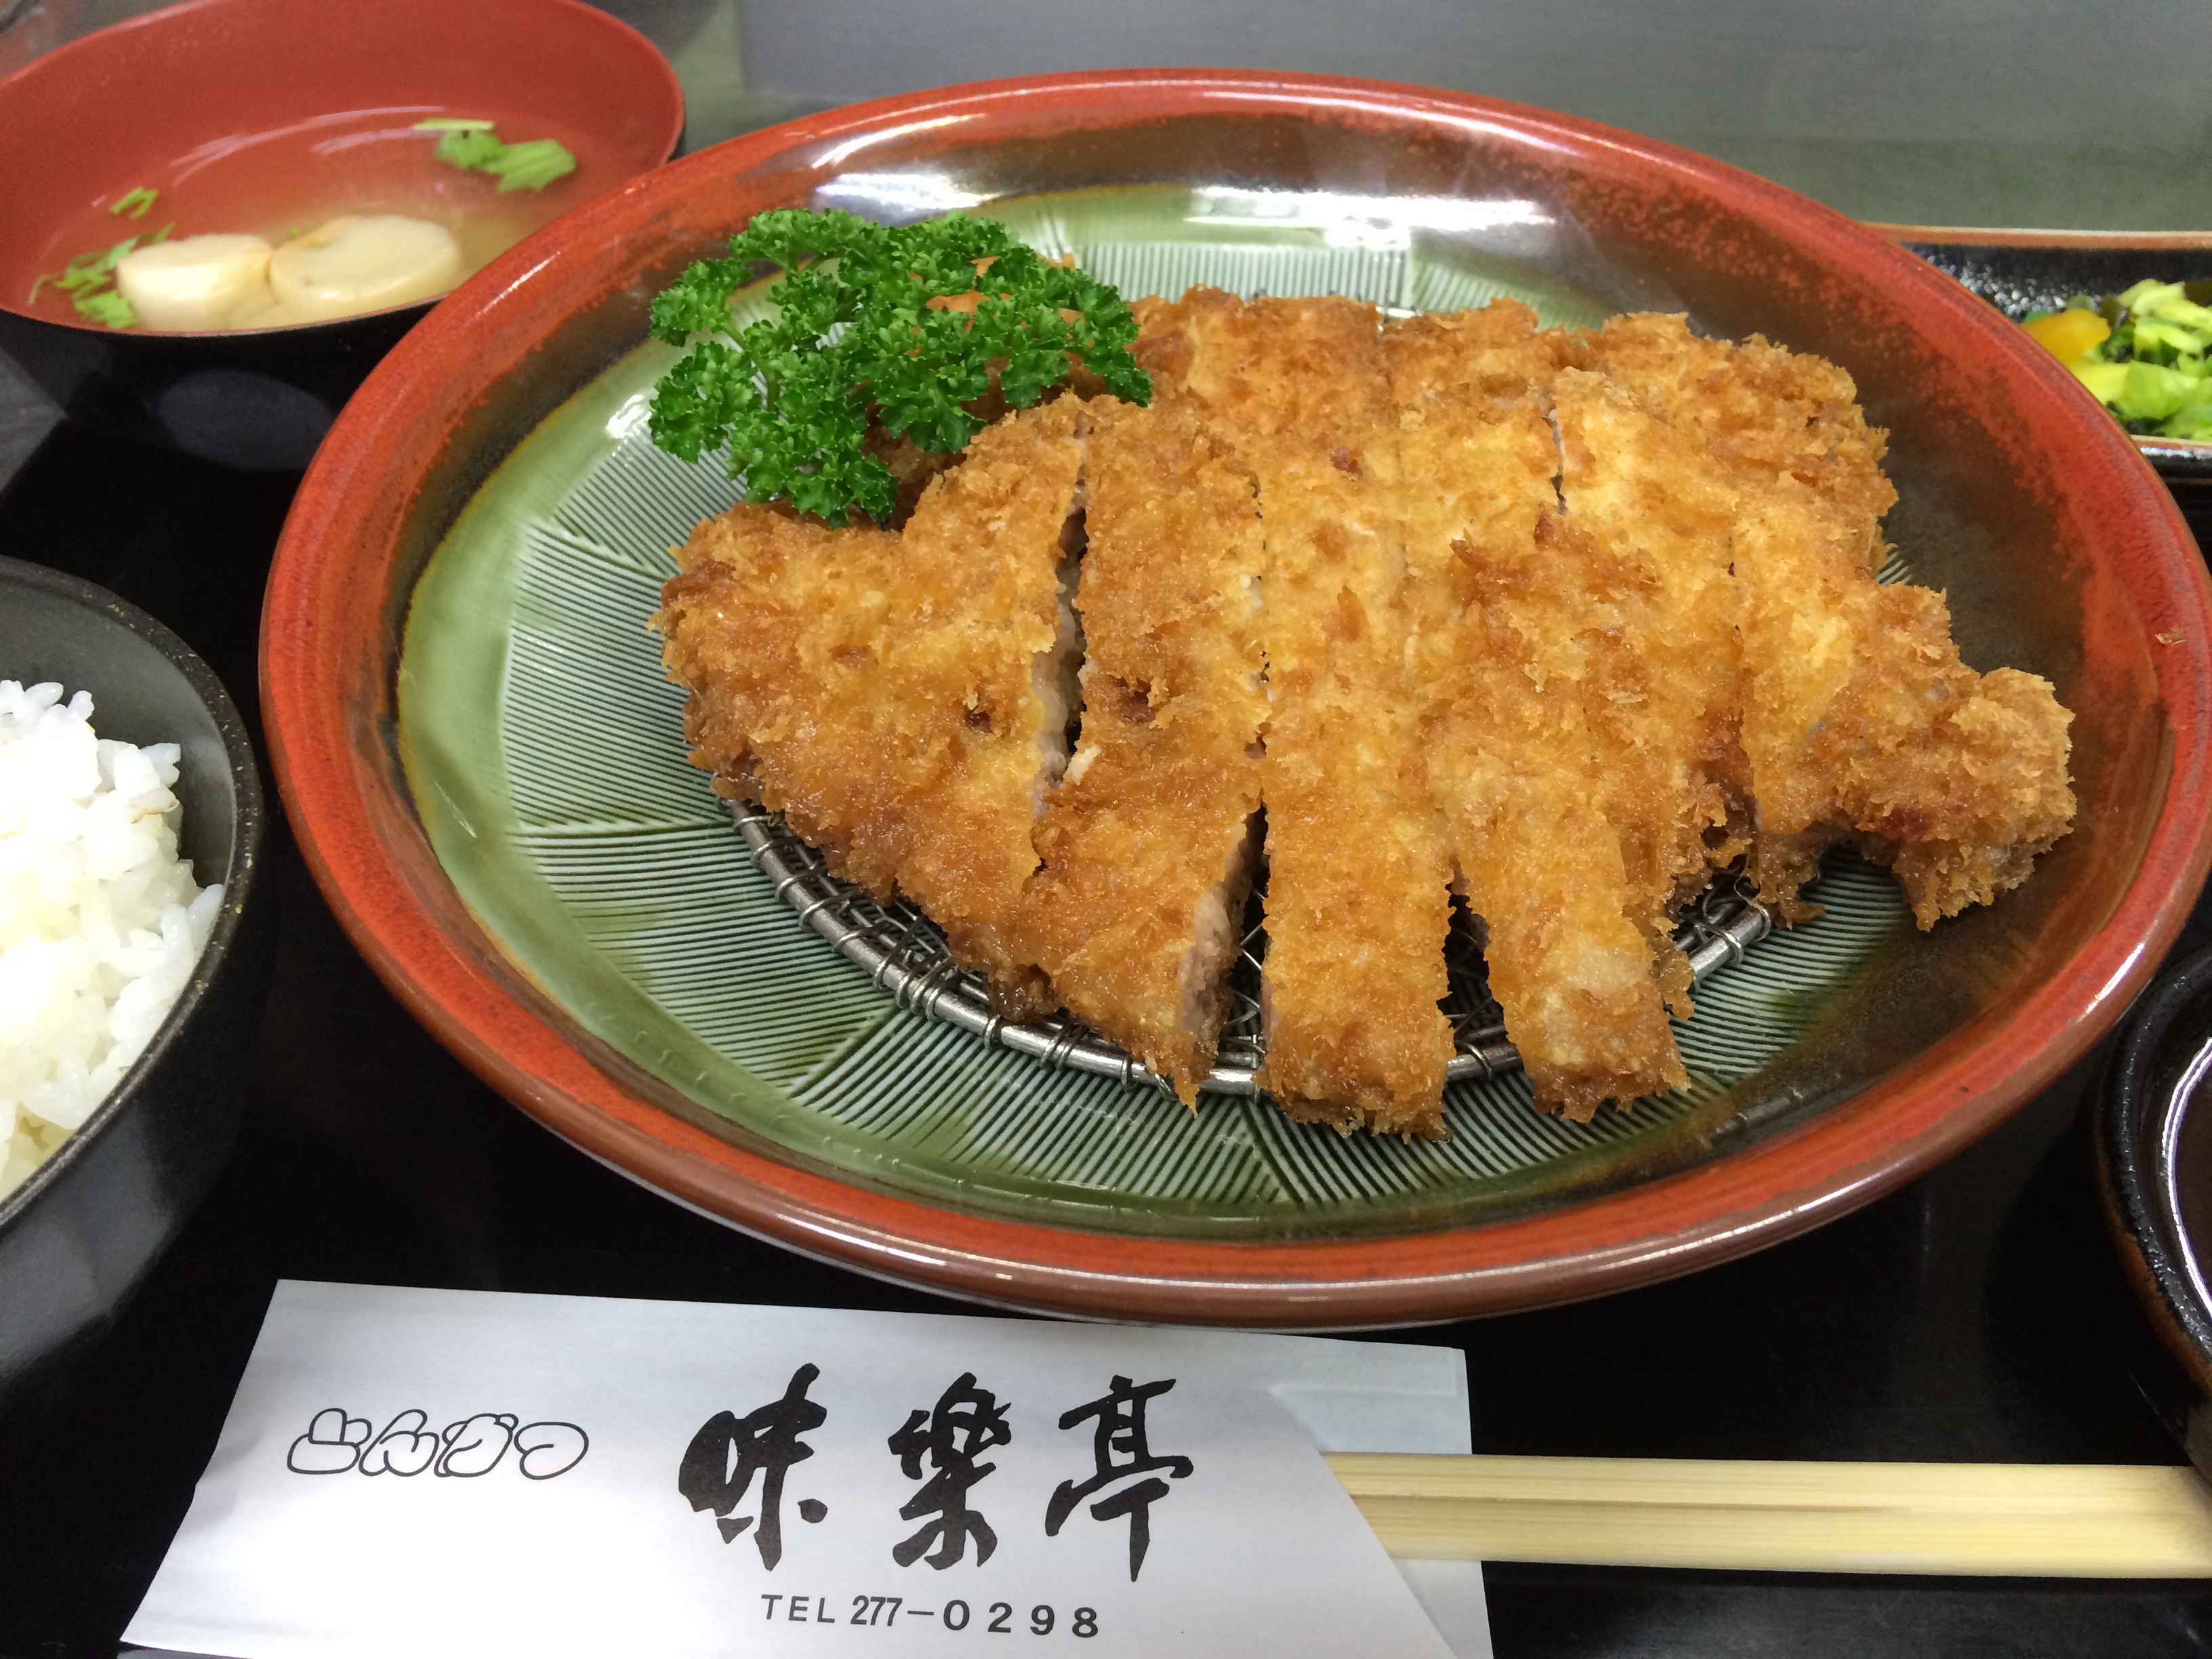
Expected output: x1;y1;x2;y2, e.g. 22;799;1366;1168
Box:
2024;308;2112;365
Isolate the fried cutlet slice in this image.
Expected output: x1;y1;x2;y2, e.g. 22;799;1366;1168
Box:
1016;398;1268;1101
1138;289;1455;1135
1730;483;2076;926
654;400;1086;1010
1588;312;1896;573
1589;315;2074;922
1587;312;1889;909
1386;304;1687;1119
1549;367;1748;1016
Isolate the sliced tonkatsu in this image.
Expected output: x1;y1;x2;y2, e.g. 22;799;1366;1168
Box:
1548;365;1748;1015
1586;315;2075;926
1385;304;1687;1120
1138;288;1456;1136
656;284;2078;1135
1016;398;1269;1101
655;399;1085;1013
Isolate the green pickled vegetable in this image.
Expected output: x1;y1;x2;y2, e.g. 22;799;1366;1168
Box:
2112;361;2199;422
2024;276;2212;440
2165;405;2212;441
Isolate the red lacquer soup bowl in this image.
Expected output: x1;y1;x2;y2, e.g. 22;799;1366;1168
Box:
0;0;682;468
262;70;2212;1326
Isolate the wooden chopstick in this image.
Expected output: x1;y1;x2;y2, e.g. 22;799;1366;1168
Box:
1324;1453;2212;1577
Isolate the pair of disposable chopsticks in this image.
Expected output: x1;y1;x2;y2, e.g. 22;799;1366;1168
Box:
1325;1454;2212;1577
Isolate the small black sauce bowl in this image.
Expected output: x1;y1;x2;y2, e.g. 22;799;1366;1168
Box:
0;557;275;1408
2095;941;2212;1478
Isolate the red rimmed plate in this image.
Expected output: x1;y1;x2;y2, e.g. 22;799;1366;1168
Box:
262;70;2212;1326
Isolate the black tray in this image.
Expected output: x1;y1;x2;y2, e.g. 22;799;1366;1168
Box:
3;394;2211;1656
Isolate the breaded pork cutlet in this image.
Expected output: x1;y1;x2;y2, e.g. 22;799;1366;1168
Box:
655;399;1086;1012
1549;367;1748;1013
1138;288;1455;1135
1385;303;1687;1118
1589;314;1896;573
1588;313;1892;912
1016;398;1268;1101
659;283;2076;1136
1589;315;2075;924
1730;485;2078;926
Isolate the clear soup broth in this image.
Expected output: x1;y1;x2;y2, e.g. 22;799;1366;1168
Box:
22;103;608;331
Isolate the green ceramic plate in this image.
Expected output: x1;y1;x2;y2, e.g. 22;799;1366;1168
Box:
397;184;1911;1241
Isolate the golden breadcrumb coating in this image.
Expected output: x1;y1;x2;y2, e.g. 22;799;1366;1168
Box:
1139;289;1455;1136
655;400;1085;1010
657;290;2077;1135
1386;303;1687;1120
1588;314;2074;924
1016;398;1269;1102
1586;312;1897;571
1549;366;1748;1012
1730;484;2077;926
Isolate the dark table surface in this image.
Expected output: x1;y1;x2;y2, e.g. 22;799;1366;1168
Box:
9;3;2212;1656
5;358;2212;1659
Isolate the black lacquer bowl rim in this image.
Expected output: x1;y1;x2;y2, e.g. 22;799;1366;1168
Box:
0;555;266;1231
2099;942;2212;1393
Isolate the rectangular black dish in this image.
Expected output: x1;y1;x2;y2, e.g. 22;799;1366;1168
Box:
1880;226;2212;522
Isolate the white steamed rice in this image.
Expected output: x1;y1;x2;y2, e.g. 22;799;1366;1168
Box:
1;680;222;1200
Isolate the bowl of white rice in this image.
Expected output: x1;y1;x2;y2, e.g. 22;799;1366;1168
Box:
0;556;271;1406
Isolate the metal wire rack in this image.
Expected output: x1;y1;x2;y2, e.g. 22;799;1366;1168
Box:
733;802;1773;1097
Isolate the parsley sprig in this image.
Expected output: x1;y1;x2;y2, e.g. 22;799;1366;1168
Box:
645;209;1149;525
